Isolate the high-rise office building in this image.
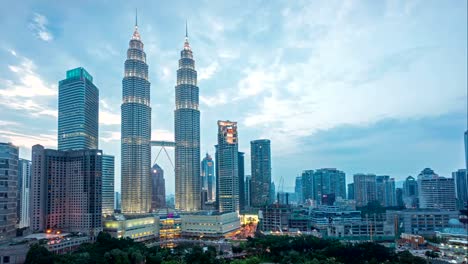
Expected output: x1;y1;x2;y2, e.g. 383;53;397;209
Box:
18;158;31;228
201;153;215;201
58;67;99;151
245;175;251;208
376;175;396;207
395;188;404;207
238;152;245;211
403;176;418;208
151;163;166;210
353;173;377;207
465;130;468;170
250;139;271;207
121;17;152;214
174;25;201;212
215;121;239;213
312;168;346;204
102;155;115;216
301;170;314;202
452;169;467;209
417;168;456;210
0;142;18;241
31;145;102;237
347;183;354;200
295;176;302;204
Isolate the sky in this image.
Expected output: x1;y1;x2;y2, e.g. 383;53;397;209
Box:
0;0;466;194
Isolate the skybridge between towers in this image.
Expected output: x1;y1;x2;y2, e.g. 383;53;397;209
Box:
151;140;175;169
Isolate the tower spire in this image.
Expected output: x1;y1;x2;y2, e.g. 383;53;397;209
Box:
135;8;138;28
184;20;191;50
185;20;188;38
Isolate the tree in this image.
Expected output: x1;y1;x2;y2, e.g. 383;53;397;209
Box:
104;248;130;264
25;244;54;264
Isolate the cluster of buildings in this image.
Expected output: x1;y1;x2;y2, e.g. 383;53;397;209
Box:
0;13;467;264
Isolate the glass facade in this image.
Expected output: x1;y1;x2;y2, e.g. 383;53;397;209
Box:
121;23;152;214
0;142;18;241
18;158;31;228
175;32;201;211
250;139;271;207
102;155;114;216
151;163;166;210
216;121;239;213
201;153;215;202
58;67;99;151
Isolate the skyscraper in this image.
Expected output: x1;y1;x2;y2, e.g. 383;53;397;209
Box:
301;170;314;202
151;163;166;210
245;175;252;208
121;16;152;214
395;188;404;207
452;169;467;209
174;24;201;212
311;168;346;204
417;168;456;210
250;139;271;207
18;158;31;228
375;175;396;207
353;173;377;207
0;142;18;241
216;120;239;213
465;130;468;170
102;155;115;216
238;152;245;211
402;176;418;208
295;176;302;204
347;183;354;200
58;67;99;151
201;153;215;201
31;145;102;237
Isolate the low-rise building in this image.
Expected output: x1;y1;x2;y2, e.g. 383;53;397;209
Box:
181;212;240;238
385;209;460;236
103;214;159;242
158;212;182;241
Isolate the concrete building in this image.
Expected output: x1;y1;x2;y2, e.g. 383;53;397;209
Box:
376;175;396;207
259;205;291;232
417;168;456;210
103;214;158;242
0;142;18;241
403;176;418;208
102;154;114;216
181;212;240;238
353;173;377;207
216;121;239;213
201;153;215;201
151;163;166;210
385;209;460;236
58;67;99;151
121;17;152;214
157;211;182;241
174;26;201;212
452;169;467;209
30;145;102;238
250;139;271;207
18;158;31;228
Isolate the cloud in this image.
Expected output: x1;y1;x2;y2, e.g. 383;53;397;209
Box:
29;13;53;42
200;93;228;107
99;99;120;125
151;129;174;141
101;131;120;143
0;53;57;117
0;130;56;149
198;61;219;81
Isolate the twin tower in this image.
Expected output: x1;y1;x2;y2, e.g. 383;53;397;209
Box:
121;18;200;214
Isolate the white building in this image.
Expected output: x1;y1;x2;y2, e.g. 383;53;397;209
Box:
103;214;159;242
181;212;240;238
18;159;31;228
417;168;456;210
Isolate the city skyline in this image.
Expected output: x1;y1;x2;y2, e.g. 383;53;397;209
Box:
0;1;467;194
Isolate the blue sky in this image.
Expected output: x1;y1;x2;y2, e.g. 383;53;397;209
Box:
0;0;466;193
